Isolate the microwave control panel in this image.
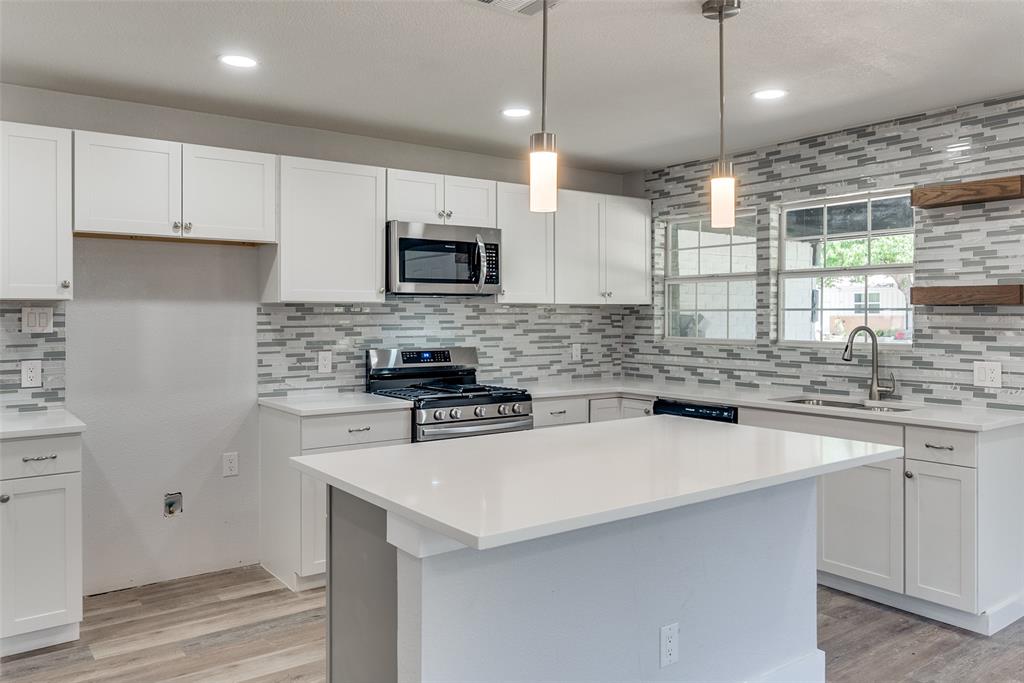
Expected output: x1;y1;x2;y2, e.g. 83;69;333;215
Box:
485;244;499;285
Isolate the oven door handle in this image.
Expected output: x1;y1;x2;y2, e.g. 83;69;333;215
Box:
419;416;533;440
475;235;486;292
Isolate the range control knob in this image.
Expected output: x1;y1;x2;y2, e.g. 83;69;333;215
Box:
433;409;445;421
449;408;463;419
498;404;510;415
474;406;487;418
511;403;523;414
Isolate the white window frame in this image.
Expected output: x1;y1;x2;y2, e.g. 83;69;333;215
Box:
663;210;758;344
779;189;914;347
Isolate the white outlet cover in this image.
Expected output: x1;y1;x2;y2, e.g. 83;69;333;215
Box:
571;343;582;362
21;307;53;334
20;360;42;388
318;350;333;374
973;361;1002;389
660;622;680;668
222;452;239;477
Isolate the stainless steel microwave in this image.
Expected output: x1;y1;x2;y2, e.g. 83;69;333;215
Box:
386;221;501;296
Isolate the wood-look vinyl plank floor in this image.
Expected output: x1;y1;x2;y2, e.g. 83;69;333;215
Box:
1;567;1020;682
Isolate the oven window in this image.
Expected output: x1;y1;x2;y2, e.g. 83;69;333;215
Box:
399;238;477;283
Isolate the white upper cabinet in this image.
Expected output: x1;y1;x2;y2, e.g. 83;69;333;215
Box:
496;182;554;304
602;195;651;304
74;131;182;238
387;169;445;223
386;169;496;228
554;189;604;304
443;175;497;228
262;157;386;303
182;144;277;242
0;122;73;300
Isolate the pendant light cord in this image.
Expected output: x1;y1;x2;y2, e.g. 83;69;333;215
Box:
541;0;548;133
718;7;725;166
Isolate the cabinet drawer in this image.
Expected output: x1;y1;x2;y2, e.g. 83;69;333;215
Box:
0;436;82;480
301;411;409;450
905;427;977;468
534;398;589;428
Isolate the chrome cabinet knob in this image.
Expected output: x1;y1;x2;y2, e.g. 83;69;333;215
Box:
445;210;453;219
0;495;9;503
172;221;182;233
500;288;507;296
904;471;914;479
183;222;193;234
379;287;386;294
61;280;71;289
644;408;651;415
607;291;613;298
474;406;487;418
437;210;446;219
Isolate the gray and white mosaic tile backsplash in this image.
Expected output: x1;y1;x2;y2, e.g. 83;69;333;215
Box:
0;302;67;412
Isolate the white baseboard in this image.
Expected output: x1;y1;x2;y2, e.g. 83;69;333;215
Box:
818;572;1024;636
1;623;80;657
752;649;825;683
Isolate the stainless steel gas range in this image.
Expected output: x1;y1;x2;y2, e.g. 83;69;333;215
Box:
366;346;533;442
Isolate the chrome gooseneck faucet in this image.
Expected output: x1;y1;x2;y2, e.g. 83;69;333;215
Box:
842;326;898;401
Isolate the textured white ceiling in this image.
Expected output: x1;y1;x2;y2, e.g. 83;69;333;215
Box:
2;0;1022;173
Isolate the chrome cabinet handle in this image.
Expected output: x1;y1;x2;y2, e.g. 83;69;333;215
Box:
61;280;71;289
549;409;567;416
348;426;372;433
905;470;914;479
183;222;193;234
22;454;58;462
0;495;9;503
924;443;954;451
437;210;446;219
172;221;182;233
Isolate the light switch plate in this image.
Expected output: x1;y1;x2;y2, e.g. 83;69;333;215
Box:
21;360;42;388
318;350;333;374
973;361;1002;388
21;307;53;334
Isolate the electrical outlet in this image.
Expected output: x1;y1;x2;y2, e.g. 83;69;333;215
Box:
571;343;582;362
318;350;333;374
660;622;680;668
20;360;42;388
973;361;1002;389
21;307;53;333
164;492;183;517
222;452;239;477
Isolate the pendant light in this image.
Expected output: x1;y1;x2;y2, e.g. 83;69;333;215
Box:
529;0;557;213
703;0;740;228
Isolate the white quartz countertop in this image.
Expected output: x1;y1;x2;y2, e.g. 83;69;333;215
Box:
519;379;1024;432
0;409;86;440
292;415;901;550
258;393;412;416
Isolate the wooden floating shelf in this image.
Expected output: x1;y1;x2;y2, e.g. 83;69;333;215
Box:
910;284;1024;306
911;175;1024;209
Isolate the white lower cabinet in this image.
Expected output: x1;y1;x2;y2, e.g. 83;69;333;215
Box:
259;405;410;591
0;434;83;656
532;398;589;428
904;459;977;612
589;397;654;422
621;398;654;419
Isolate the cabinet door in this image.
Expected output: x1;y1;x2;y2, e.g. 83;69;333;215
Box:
278;157;385;302
905;460;977;612
621;398;654;419
496;182;554;304
386;169;445;224
0;122;73;300
554;189;604;304
589;398;623;422
602;195;651;304
818;458;904;593
444;175;497;228
74;131;181;237
182;144;277;242
0;472;82;637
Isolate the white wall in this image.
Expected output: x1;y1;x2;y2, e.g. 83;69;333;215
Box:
0;83;625;194
67;238;259;594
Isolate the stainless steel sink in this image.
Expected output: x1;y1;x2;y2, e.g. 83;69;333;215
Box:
780;397;911;413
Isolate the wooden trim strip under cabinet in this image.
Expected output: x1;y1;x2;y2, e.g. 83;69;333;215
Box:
911;175;1024;209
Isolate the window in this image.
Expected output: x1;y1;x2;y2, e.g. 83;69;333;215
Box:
664;213;757;341
780;192;914;344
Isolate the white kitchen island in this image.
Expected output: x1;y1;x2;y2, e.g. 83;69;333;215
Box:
292;415;902;683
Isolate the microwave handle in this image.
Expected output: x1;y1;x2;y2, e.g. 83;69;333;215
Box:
475;235;486;292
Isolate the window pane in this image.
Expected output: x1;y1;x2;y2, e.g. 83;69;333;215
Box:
667;282;696;310
871;196;913;231
784;309;819;342
668;311;699;338
784;277;821;310
729;279;756;309
732;241;756;273
867;272;912;309
785;239;823;269
734;214;757;243
670;221;700;249
670;249;699;276
729;311;756;340
825;237;868;268
822;274;865;310
695;311;728;339
822;310;861;342
827;201;868;235
786;207;823;239
700;246;731;275
701;228;730;248
871;233;914;265
696;281;728;310
872;310;912;343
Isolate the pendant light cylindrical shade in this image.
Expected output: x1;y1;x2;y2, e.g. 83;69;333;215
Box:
710;161;735;229
529;0;557;213
530;132;558;213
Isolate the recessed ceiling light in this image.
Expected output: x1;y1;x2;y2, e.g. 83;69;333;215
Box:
219;55;258;69
502;107;531;118
752;88;787;100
